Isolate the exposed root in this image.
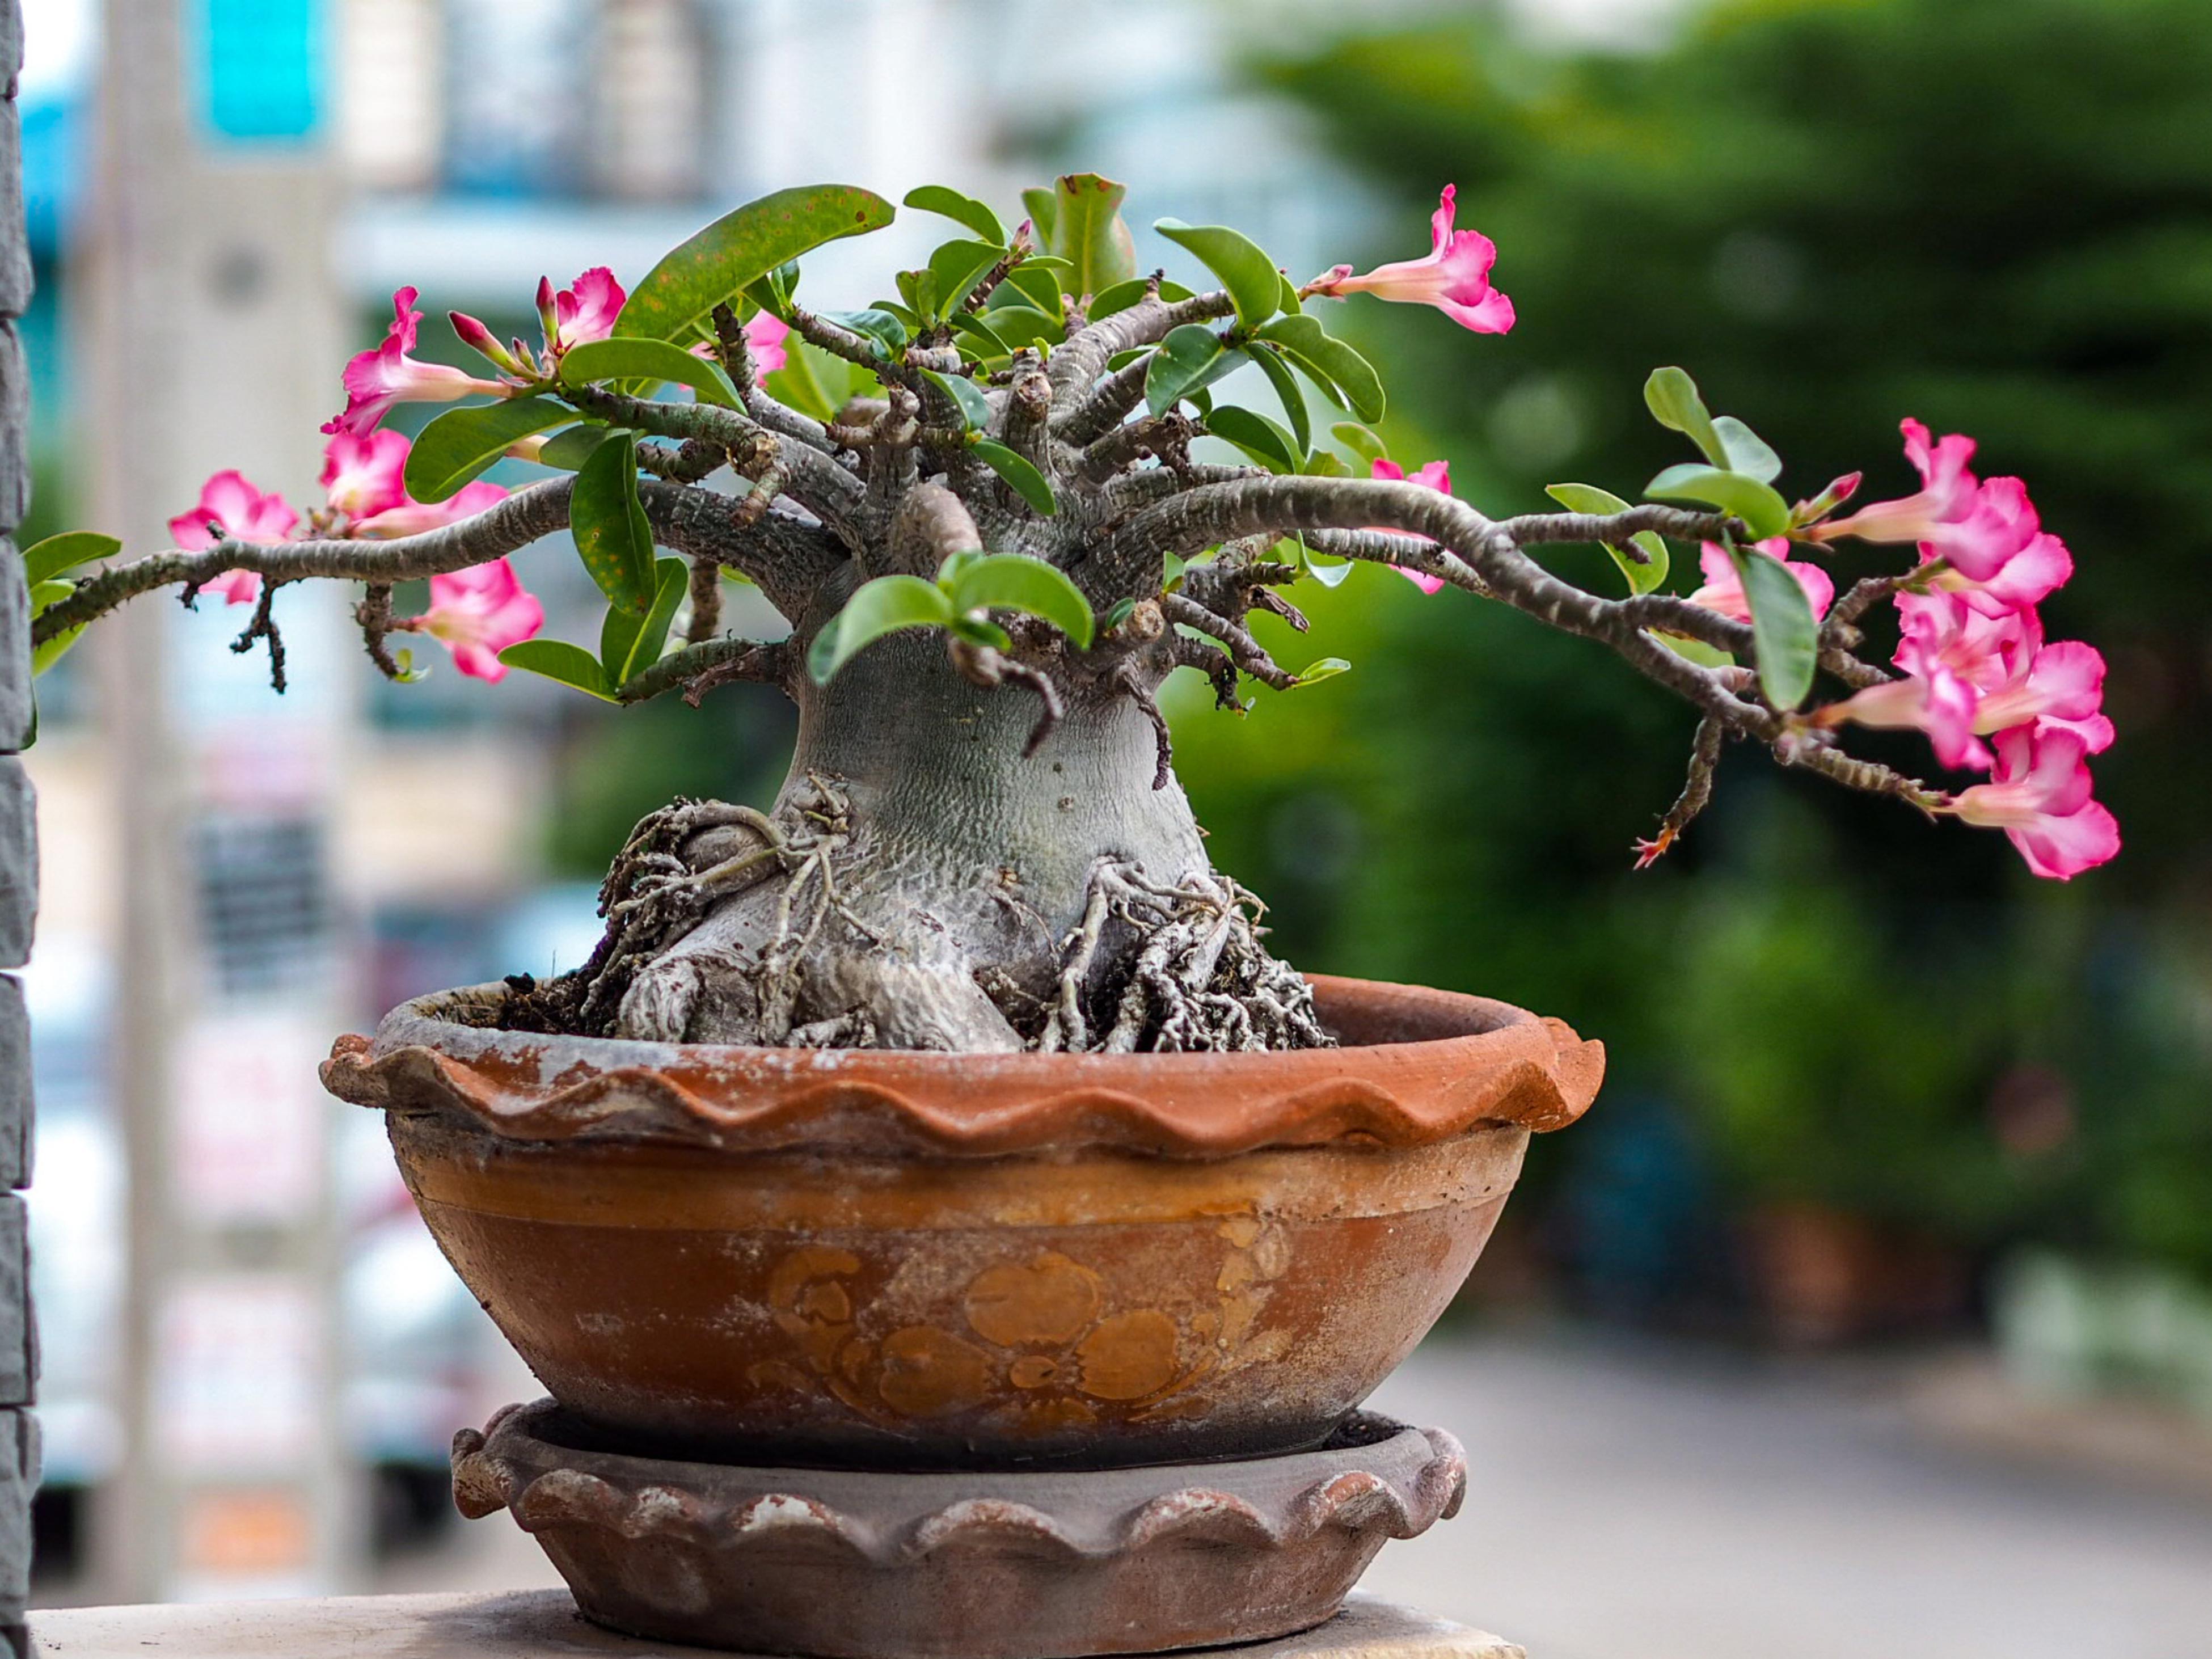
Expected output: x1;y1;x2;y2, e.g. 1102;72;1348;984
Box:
1032;860;1333;1055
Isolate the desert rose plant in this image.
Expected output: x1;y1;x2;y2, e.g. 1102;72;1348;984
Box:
26;178;2119;1052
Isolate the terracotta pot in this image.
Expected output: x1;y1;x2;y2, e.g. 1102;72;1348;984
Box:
324;975;1601;1468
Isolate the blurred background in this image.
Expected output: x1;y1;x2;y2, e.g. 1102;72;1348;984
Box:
18;1;2212;1654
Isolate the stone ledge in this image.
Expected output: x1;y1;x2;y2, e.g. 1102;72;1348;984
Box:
29;1590;1522;1659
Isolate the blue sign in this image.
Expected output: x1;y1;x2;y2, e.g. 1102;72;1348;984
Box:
196;0;324;145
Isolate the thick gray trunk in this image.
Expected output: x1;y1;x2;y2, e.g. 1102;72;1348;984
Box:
614;634;1211;1049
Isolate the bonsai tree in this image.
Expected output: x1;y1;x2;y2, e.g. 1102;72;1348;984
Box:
28;178;2119;1053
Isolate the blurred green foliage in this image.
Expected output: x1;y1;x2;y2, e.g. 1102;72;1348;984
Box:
1194;0;2212;1283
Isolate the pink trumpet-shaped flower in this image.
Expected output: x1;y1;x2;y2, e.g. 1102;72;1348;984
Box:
745;312;790;378
1812;419;2042;584
1369;458;1454;593
323;288;506;438
411;557;543;682
167;470;300;606
319;430;411;521
1952;721;2120;879
1685;539;1834;624
448;309;526;375
1934;529;2073;617
1307;185;1516;335
353;480;508;541
539;267;626;356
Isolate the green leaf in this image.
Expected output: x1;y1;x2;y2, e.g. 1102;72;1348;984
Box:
1712;414;1783;483
27;580;71;613
1020;187;1058;242
535;424;613;471
1048;173;1137;298
1001;263;1066;319
904;185;1006;245
1301;449;1350;477
1330;421;1388;465
765;337;871;423
23;531;120;586
947;311;1013;358
1091;276;1193;319
601;556;688;684
497;639;617;702
32;623;86;678
927;239;1007;320
947;615;1015;652
560;337;740;407
1145;323;1230;417
1101;597;1138;634
404;396;573;503
571;432;657;613
1656;633;1736;670
1256;315;1385;423
1247;346;1311;454
870;298;927;332
970;438;1057;516
1207;405;1299;474
943;552;1094;648
1732;542;1820;709
1154;218;1282;330
1545;481;1671;594
826;307;909;356
1294;657;1352;685
1645;463;1792;539
976;305;1061;352
1643;366;1727;468
615;184;895;343
1277;269;1305;315
808;573;956;682
922;369;993;432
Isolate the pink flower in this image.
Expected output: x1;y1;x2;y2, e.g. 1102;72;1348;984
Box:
323;288;506;438
1813;419;2042;584
1952;722;2120;880
412;558;543;682
353;480;508;541
319;430;411;521
448;309;525;375
1307;185;1515;335
1685;539;1835;624
1934;529;2073;617
1369;458;1454;593
745;312;790;378
166;470;299;606
538;267;626;356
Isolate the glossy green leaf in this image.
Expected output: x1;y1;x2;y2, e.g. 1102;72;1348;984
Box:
1247;345;1311;454
1256;314;1385;423
947;615;1015;652
944;552;1094;648
1277;269;1304;315
976;305;1061;351
922;369;993;432
904;184;1006;245
27;580;70;614
1021;187;1057;242
1645;463;1792;539
571;432;657;613
23;531;120;586
32;622;85;678
601;557;688;683
615;184;894;343
1545;481;1670;594
827;308;909;356
404;396;573;503
927;238;1006;319
1154;218;1281;330
808;573;956;682
1330;421;1388;465
1732;542;1820;709
1294;656;1352;685
948;311;1013;357
535;424;613;471
1101;597;1139;634
1301;449;1350;477
560;337;740;407
1145;323;1230;417
1656;632;1736;670
1091;275;1193;319
869;298;927;332
1207;405;1299;474
970;438;1057;516
1001;263;1066;319
895;268;937;320
1712;414;1783;483
1049;173;1137;298
497;639;618;702
1643;366;1728;467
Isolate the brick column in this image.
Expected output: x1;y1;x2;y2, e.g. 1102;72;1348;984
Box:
0;1;36;1651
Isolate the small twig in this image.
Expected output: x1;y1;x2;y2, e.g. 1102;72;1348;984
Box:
354;584;403;679
1114;661;1175;790
1635;715;1726;868
230;579;288;692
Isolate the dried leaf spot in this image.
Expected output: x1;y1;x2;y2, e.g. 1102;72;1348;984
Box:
965;1252;1102;1348
876;1327;992;1418
1077;1310;1182;1400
